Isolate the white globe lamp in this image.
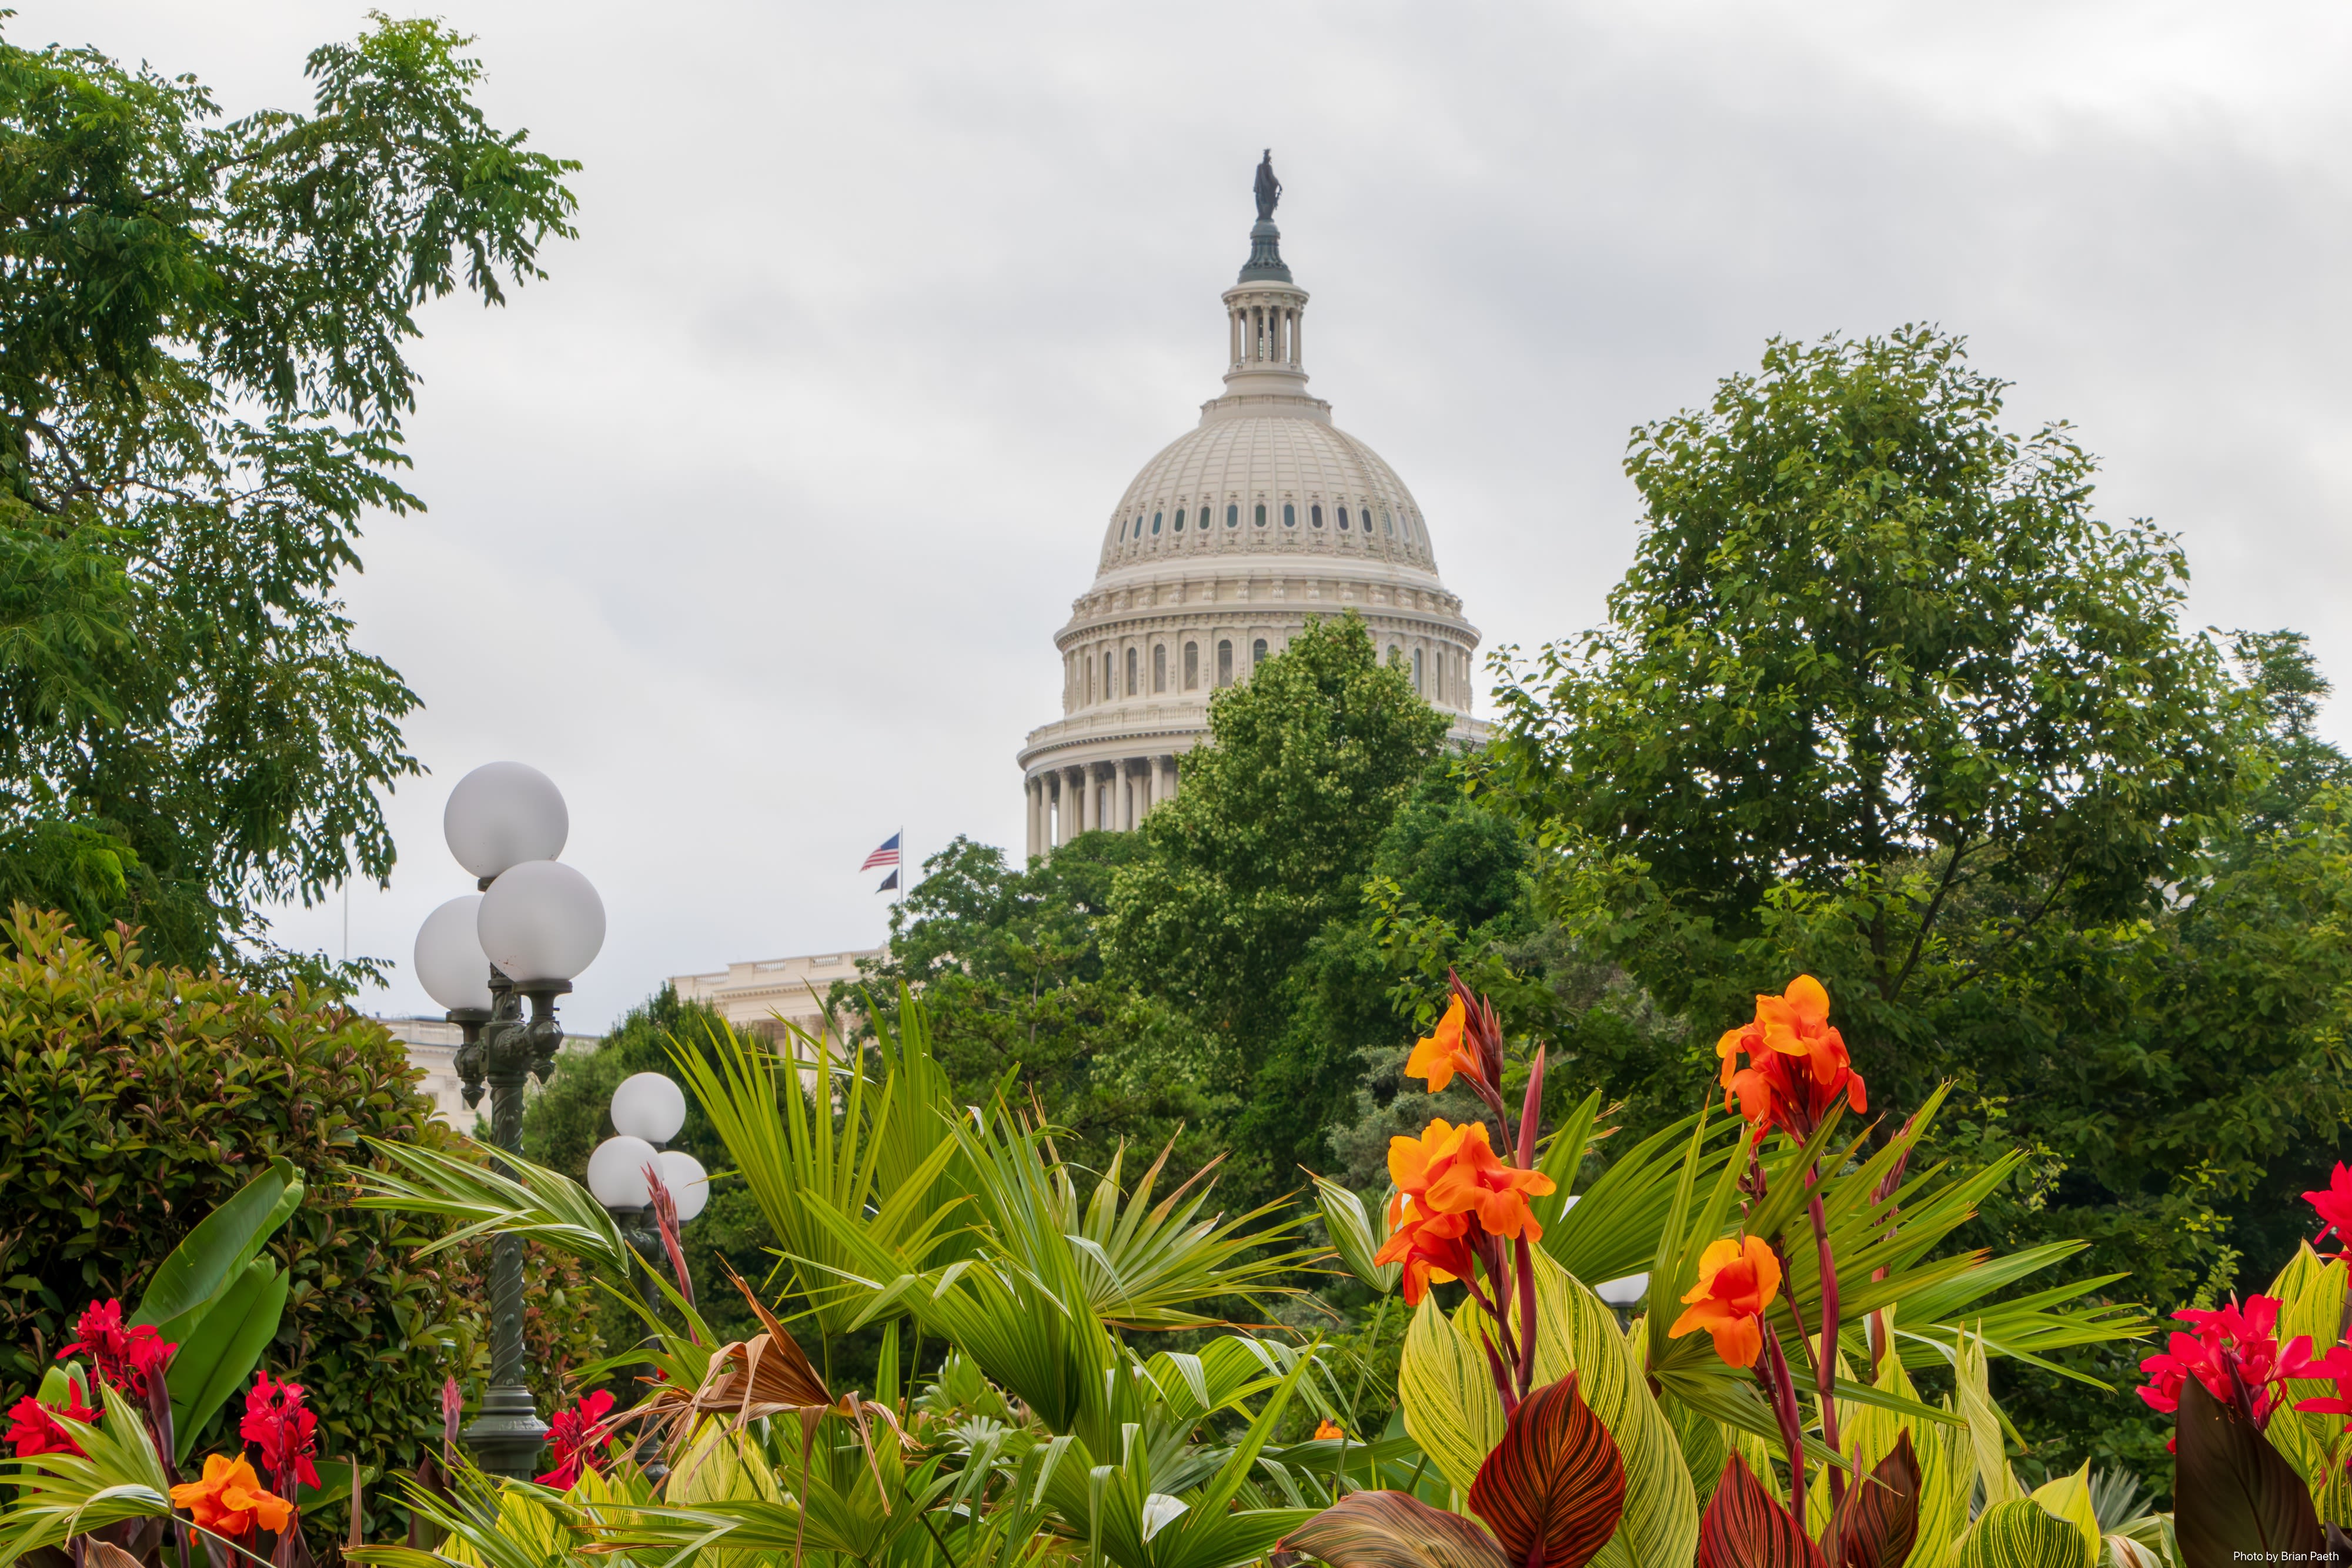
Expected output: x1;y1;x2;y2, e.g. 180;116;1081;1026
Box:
586;1135;659;1211
413;895;493;1014
656;1149;709;1222
444;761;569;881
477;860;605;984
611;1072;687;1144
1596;1273;1649;1308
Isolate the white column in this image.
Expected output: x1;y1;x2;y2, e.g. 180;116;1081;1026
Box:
1291;307;1302;367
1025;777;1039;861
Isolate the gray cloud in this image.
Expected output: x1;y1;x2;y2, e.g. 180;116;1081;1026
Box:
19;0;2350;1027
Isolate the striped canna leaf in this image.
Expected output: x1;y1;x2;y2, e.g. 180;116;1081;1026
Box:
1466;1375;1626;1568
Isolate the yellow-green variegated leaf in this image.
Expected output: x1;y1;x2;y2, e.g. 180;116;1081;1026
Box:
1398;1257;1697;1567
1953;1499;2094;1568
1793;1316;1974;1568
2267;1244;2352;1518
2027;1464;2100;1566
1525;1254;1697;1568
1399;1290;1505;1496
1955;1333;2022;1509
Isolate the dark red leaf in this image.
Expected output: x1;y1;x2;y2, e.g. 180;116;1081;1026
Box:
1465;1373;1627;1568
2174;1378;2321;1568
1697;1452;1828;1568
1826;1432;1919;1568
1280;1490;1512;1568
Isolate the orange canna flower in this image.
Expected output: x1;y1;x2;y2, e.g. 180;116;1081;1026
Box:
171;1453;293;1539
1668;1235;1783;1369
1422;1120;1557;1241
1405;996;1481;1093
1314;1418;1345;1440
1376;1192;1476;1305
1716;975;1867;1140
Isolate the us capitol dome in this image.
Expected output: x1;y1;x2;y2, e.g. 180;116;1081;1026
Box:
1018;155;1484;859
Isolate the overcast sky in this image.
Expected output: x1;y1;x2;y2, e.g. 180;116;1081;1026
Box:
21;2;2352;1030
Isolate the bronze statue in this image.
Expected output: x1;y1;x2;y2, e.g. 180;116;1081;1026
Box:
1254;150;1281;221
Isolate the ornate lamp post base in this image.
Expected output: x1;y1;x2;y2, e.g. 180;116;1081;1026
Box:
464;1384;550;1480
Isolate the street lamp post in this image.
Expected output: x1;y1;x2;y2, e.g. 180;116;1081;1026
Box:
413;762;607;1480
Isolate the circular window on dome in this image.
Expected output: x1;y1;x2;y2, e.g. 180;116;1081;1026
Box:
1227;504;1239;528
1254;503;1266;527
1283;503;1295;527
1152;511;1162;535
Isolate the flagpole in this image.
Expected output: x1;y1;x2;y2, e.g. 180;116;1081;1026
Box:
897;824;905;912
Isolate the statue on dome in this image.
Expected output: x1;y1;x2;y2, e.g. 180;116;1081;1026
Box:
1254;150;1281;221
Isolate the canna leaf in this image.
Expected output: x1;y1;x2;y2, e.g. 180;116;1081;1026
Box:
1281;1491;1510;1568
2172;1377;2322;1568
131;1156;299;1334
1824;1432;1919;1568
1694;1452;1825;1568
1465;1374;1625;1568
172;1258;290;1462
1952;1500;2091;1568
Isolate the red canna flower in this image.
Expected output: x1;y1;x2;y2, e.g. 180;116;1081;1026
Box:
240;1371;322;1493
536;1389;616;1490
58;1299;176;1400
2307;1164;2352;1260
7;1386;98;1458
1715;976;1867;1141
2138;1294;2287;1427
170;1454;293;1539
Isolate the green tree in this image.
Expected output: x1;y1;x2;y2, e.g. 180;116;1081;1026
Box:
1482;325;2244;1099
1108;613;1449;1199
0;17;576;967
1479;325;2352;1492
841;833;1228;1175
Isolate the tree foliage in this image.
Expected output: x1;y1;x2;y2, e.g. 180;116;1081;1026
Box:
1483;325;2243;1089
1476;326;2352;1489
1106;613;1450;1198
841;834;1230;1175
0;17;577;965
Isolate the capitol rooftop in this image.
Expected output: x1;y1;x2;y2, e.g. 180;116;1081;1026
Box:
1018;153;1485;858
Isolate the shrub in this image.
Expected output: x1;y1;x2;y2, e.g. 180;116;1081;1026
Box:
0;907;600;1544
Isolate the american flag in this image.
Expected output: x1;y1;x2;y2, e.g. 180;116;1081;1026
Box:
860;833;901;872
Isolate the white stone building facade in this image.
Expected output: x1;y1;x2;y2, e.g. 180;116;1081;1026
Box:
1017;191;1484;854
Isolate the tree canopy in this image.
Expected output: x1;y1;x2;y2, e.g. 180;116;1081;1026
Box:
0;16;576;966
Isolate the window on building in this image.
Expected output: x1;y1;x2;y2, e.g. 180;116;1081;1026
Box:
1174;509;1185;531
1151;511;1162;535
1184;641;1199;688
1227;503;1239;527
1126;646;1138;694
1085;658;1094;703
1253;637;1268;669
1102;652;1114;701
1283;503;1296;527
1412;648;1424;693
1254;503;1266;527
1338;507;1350;530
1311;504;1324;528
1217;639;1234;686
1384;507;1394;536
1152;644;1167;692
1118;519;1127;541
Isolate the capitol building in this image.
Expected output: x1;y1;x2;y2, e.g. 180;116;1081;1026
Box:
477;159;1488;1057
1017;163;1484;858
